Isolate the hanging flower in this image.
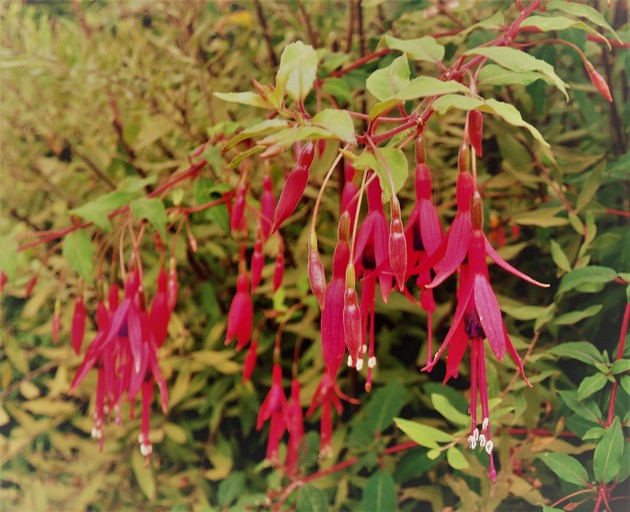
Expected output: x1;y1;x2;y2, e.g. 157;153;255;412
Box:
256;364;288;463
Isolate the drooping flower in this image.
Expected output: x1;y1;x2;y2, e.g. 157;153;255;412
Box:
256;364;288;463
341;162;359;232
260;173;275;240
306;370;344;458
285;377;305;477
307;232;327;310
242;336;258;383
225;271;254;351
71;293;86;354
230;183;247;235
250;237;265;293
272;242;285;293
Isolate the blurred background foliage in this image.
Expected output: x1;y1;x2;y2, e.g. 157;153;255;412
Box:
0;0;628;510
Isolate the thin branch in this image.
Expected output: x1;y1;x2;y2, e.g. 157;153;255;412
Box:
253;0;278;68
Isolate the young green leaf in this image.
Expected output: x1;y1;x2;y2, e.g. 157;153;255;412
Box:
276;41;318;102
130;197;168;241
394;417;453;449
463;47;568;100
70;191;137;232
478;64;549;87
593;417;623;484
366;55;410;101
611;359;630;375
62;230;93;282
0;236;18;280
538;452;589;486
522;15;609;48
558;266;618;294
550;239;572;273
213;91;272;109
431;393;470;426
297;484;329;512
361;471;397;512
554;304;603;326
225;119;289;149
382;35;445;62
311;109;356;143
446;446;469;470
546;0;621;42
131;449;156;500
354;147;408;202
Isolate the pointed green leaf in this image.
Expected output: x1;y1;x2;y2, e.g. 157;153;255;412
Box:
463;47;568;100
431;394;469;426
366;55;410;101
538;452;589;486
130;197;168;241
446;446;469;470
213;91;271;109
70;191;137;231
131;449;156;500
312;109;356;143
550;342;604;365
593;417;623;483
512;206;568;227
354;146;409;202
62;230;93;282
225;119;290;149
611;359;630;375
458;11;504;38
577;373;608;400
297;484;328;512
276;41;318;102
523;15;609;48
558;266;618;294
478;64;549;87
558;390;601;424
0;236;18;279
550;239;572;273
382;35;445;62
365;381;406;435
361;471;397;512
554;304;603;325
546;0;621;42
217;471;245;507
394;417;453;449
397;76;470;100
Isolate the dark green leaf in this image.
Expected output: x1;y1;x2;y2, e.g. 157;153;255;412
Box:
62;230;93;281
577;373;608;400
365;381;406;435
549;341;604;365
538;452;589;486
130;197;168;241
558;390;601;424
361;471;397;512
554;304;603;326
218;471;245;507
620;375;630;396
296;484;328;512
593;417;623;483
70;191;137;231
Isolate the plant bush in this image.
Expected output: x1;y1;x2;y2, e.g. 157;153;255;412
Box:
0;1;628;511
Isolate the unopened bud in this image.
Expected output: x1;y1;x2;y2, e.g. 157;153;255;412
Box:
343;284;362;366
584;60;613;102
472;191;484;230
458;142;469;174
308;233;327;309
338;211;350;243
467;110;484;157
389;214;407;291
415;134;426;165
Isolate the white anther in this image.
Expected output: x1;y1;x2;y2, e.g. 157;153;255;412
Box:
479;434;486;448
91;427;102;440
482;417;489;432
485;440;493;455
103;404;111;415
356;358;364;371
347;355;353;367
140;443;153;457
473;428;479;442
362;344;368;355
368;356;377;369
138;433;144;443
468;435;477;449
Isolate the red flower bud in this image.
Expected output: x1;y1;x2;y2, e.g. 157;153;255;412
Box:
250;238;264;293
272;248;285;293
230;184;247;234
389;207;407;291
584;61;612;102
308;234;327;309
260;175;275;240
25;275;38;299
242;337;258;382
225;273;253;351
71;295;86;355
468;110;484;157
343;285;362;367
52;299;61;344
272;142;315;233
0;271;7;294
150;269;170;347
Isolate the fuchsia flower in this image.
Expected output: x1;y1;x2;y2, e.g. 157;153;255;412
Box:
306;370;345;458
272;243;285;293
230;183;247;235
425;191;547;480
321;212;351;378
260;174;275;240
341;162;359;232
225;272;254;351
256;364;288;462
285;377;305;477
250;237;264;293
307;233;327;310
71;293;86;354
242;336;258;382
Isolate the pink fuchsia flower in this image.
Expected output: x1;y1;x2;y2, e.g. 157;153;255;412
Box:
250;237;264;293
341;162;359;232
256;364;288;462
225;271;254;351
307;232;327;310
150;268;170;348
321;212;351;379
71;293;86;354
306;370;346;458
242;336;258;383
272;242;285;293
260;174;275;240
230;183;247;235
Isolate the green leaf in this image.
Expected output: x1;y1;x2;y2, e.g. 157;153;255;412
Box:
522;15;609;47
558;390;601;424
558;266;618;294
311;109;356;143
512;206;568;227
276;41;318;102
554;304;603;325
538;452;589;486
297;484;329;512
130;197;168;241
62;230;93;281
611;359;630;375
322;77;353;104
431;95;549;147
593;417;623;483
225;119;290;149
70;191;137;231
382;35;445;62
366;55;410;101
446;446;469;470
550;239;572;273
546;0;621;42
458;11;504;38
213;91;271;109
394;417;453;449
550;341;604;365
217;471;245;507
463;47;568;100
365;381;406;435
582;427;606;441
577;373;608;400
576;162;605;213
361;471;397;512
0;236;18;279
354;147;408;202
478;64;549;87
131;449;156;500
620;375;630;396
431;393;469;426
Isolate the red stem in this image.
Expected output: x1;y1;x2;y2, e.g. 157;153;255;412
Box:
328;48;391;78
605;208;630;218
606;302;630;426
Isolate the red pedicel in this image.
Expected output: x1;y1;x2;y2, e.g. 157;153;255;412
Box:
71;294;86;354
